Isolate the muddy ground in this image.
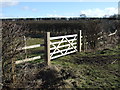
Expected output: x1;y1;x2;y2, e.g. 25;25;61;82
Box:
2;49;120;89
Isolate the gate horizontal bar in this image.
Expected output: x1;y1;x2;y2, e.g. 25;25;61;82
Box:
17;44;44;50
51;50;76;60
50;46;77;55
50;34;77;40
50;43;77;50
15;56;41;64
50;38;77;45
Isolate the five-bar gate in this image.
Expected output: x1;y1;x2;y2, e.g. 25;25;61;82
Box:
45;30;82;65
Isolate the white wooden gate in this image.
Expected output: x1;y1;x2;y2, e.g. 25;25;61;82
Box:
45;30;82;65
50;34;78;60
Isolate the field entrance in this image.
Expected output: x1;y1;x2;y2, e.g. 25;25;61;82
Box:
15;30;82;65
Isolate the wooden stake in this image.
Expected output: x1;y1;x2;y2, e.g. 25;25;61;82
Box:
77;30;82;52
24;36;27;59
12;58;16;83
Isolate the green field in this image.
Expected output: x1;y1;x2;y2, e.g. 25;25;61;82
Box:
50;47;120;88
13;37;120;88
16;37;44;62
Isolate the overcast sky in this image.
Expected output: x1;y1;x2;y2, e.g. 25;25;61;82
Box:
1;0;119;18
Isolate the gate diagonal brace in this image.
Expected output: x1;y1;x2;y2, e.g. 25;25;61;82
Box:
50;38;64;58
50;41;63;56
64;36;77;54
65;36;77;51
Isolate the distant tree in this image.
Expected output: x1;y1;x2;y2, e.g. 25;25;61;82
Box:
103;15;110;18
109;14;118;19
118;15;120;19
80;14;86;18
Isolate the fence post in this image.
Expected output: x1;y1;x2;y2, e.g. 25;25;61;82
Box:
84;35;87;52
77;30;82;52
44;32;51;66
24;36;27;59
12;58;16;83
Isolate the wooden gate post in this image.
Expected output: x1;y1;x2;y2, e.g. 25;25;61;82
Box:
44;32;51;66
77;30;82;52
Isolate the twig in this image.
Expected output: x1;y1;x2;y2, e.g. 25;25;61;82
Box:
111;59;117;64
